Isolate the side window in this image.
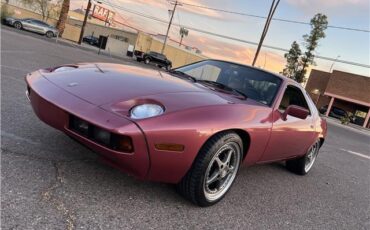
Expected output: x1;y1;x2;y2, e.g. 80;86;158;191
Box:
279;85;310;113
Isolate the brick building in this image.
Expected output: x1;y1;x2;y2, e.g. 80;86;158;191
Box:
306;69;370;128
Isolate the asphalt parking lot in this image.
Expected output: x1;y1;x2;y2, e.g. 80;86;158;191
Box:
1;26;370;230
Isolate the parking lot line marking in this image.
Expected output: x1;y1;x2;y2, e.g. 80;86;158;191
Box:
339;148;370;160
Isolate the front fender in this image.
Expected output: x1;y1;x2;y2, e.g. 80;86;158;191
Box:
136;103;273;183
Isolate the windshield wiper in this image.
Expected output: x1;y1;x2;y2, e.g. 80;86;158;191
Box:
197;80;248;99
168;70;197;82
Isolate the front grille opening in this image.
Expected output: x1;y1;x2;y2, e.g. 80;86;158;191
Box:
69;115;133;153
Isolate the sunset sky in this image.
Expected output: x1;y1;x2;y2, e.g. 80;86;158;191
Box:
72;0;370;77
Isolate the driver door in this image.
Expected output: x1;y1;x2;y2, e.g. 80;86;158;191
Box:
22;19;38;32
260;84;316;162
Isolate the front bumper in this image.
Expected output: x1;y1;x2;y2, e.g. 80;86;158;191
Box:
4;18;15;26
25;71;150;179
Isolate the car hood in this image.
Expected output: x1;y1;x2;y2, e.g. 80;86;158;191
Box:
42;63;237;115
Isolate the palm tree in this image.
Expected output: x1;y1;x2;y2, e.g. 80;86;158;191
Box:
56;0;70;36
179;27;189;46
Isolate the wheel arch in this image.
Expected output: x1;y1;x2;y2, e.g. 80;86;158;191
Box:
202;128;251;160
46;30;54;36
14;21;22;27
319;137;325;148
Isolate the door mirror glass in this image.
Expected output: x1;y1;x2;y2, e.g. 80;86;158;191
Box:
282;105;309;120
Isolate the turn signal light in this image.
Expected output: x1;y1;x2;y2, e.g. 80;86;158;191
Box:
112;135;134;153
155;143;185;152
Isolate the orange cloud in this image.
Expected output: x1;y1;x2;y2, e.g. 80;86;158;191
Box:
183;35;286;73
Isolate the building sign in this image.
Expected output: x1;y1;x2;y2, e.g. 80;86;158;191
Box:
92;5;115;25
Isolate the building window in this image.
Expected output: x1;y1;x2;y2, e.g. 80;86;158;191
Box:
110;34;129;42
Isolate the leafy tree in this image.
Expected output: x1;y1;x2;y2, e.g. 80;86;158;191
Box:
281;41;302;79
296;13;328;83
56;0;69;36
281;13;328;83
179;27;189;46
21;0;61;21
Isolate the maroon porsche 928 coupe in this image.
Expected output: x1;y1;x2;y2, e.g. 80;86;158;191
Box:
26;60;327;206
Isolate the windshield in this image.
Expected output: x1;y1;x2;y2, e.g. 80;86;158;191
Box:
175;60;282;106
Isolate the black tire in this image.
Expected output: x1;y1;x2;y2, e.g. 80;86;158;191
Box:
45;31;54;38
166;64;172;71
286;140;320;175
144;58;150;64
177;132;243;207
14;21;22;30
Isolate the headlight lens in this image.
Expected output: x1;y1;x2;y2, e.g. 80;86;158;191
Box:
130;104;164;119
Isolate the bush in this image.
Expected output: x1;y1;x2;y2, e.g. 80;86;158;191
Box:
340;112;353;125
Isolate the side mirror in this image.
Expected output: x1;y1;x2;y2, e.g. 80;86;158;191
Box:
282;105;309;121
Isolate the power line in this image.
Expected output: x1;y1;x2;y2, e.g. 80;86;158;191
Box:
178;1;370;33
99;0;370;68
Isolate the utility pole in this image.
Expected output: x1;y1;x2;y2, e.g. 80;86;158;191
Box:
78;0;92;44
161;1;178;54
252;0;280;66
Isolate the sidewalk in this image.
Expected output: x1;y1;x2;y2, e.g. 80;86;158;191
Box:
323;116;370;135
54;36;133;61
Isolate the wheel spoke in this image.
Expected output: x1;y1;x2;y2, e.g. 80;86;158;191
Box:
225;149;233;165
215;156;223;168
206;171;220;185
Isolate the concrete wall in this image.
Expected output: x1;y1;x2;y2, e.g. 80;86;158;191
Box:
68;18;138;45
3;4;137;44
3;3;57;25
106;37;129;56
135;32;206;68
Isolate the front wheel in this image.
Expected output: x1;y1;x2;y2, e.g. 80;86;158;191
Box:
14;21;22;30
166;64;172;71
144;58;150;64
286;140;320;175
177;132;243;206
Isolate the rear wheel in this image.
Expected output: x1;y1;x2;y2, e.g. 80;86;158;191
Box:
45;31;54;38
286;140;320;175
144;58;150;64
166;64;172;71
177;132;242;206
14;21;22;30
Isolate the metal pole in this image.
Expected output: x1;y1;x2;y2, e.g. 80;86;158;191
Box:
78;0;92;44
329;55;340;72
252;0;280;66
161;1;178;54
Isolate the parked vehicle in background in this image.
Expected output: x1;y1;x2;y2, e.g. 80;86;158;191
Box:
82;35;100;47
4;17;58;38
136;51;172;70
319;105;357;123
319;105;347;119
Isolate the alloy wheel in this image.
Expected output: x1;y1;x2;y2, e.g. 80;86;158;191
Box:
304;142;319;172
203;142;241;201
14;22;22;29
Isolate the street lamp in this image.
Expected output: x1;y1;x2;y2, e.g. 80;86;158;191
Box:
329;55;340;72
311;89;321;106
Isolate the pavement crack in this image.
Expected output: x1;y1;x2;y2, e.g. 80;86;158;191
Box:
41;162;76;230
1;147;95;163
